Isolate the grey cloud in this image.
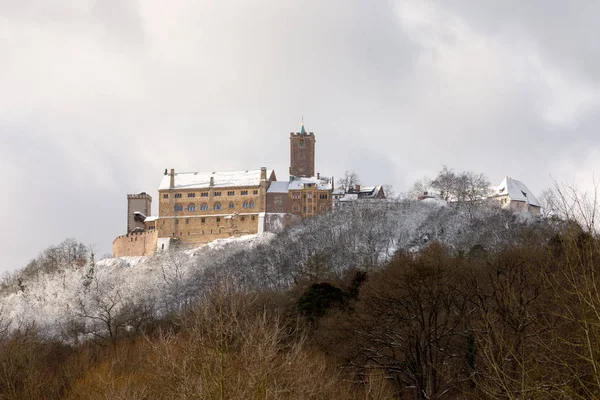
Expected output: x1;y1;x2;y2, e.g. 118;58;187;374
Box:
1;0;599;271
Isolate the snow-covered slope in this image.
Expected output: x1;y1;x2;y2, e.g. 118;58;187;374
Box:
0;200;555;341
0;234;272;339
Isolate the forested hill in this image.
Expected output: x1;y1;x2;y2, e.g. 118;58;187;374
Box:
1;199;552;336
0;199;572;399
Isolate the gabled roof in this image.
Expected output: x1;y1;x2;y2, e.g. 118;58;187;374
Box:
492;177;540;207
267;181;290;194
158;169;273;191
346;185;385;199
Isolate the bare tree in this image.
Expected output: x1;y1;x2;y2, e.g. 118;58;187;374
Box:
338;171;361;192
407;177;433;199
431;166;457;201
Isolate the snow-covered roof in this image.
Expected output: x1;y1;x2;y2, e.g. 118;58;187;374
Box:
158;169;273;191
358;186;382;198
287;176;333;191
144;216;159;222
491;177;540;207
267;181;289;194
339;193;359;202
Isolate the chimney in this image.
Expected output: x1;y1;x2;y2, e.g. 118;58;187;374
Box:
170;169;175;189
209;176;214;187
355;184;361;191
317;172;320;179
260;167;267;180
164;168;168;175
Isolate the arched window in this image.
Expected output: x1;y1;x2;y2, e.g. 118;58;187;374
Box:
249;200;255;208
243;201;249;209
187;203;196;212
214;202;222;210
229;201;235;209
200;203;209;211
174;204;183;212
292;203;299;212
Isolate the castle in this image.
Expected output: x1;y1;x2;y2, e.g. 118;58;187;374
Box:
113;122;336;257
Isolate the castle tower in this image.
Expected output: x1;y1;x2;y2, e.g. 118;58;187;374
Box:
289;119;315;178
127;192;152;232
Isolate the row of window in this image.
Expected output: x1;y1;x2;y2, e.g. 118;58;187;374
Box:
289;193;328;200
172;215;257;225
174;200;256;212
291;204;328;212
164;189;259;199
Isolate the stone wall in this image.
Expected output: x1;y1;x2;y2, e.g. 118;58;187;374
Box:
264;213;301;232
289;131;315;178
157;213;261;245
113;229;158;257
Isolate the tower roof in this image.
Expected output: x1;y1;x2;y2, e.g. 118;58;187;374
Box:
300;117;306;134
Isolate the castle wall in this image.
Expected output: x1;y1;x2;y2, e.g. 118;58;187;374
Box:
127;193;152;232
157;212;262;245
289;132;315;177
264;213;301;232
113;229;158;257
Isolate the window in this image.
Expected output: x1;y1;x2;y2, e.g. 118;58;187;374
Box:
251;215;256;221
185;219;189;224
249;200;255;208
187;204;196;212
214;191;222;197
214;202;222;210
253;190;258;195
188;193;195;198
229;201;235;209
175;219;179;224
293;203;299;212
175;193;182;198
319;193;328;199
307;193;313;199
201;192;208;197
243;201;249;208
241;190;248;195
299;138;305;147
241;216;246;222
174;204;183;212
200;203;209;211
227;191;235;196
201;218;206;223
274;196;282;205
320;204;327;211
216;217;220;223
292;192;300;200
163;194;168;199
307;205;312;212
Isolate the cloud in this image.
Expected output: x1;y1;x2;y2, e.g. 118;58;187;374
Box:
1;0;599;271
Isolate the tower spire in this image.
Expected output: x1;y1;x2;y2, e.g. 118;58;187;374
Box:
300;116;306;134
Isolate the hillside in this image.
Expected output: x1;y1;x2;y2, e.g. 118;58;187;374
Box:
0;199;553;340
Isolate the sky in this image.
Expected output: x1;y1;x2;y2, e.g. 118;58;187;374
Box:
1;0;600;272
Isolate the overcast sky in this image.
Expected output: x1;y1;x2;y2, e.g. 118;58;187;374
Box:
1;0;599;272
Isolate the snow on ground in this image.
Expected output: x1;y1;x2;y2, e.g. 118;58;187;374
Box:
0;234;269;338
